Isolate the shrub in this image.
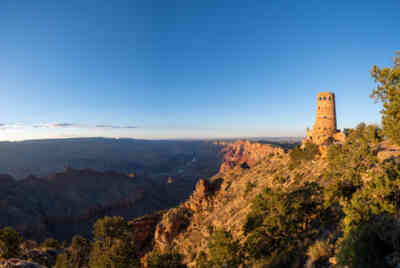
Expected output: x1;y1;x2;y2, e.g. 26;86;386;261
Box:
336;217;400;268
0;227;22;259
147;251;187;268
41;238;60;249
54;252;73;268
71;235;91;267
336;162;400;267
89;216;139;268
323;123;382;208
206;229;243;268
243;183;328;266
289;142;319;162
244;181;257;194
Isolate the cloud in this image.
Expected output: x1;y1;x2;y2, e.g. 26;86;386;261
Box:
52;123;76;127
0;124;24;130
0;123;138;130
95;125;138;129
32;123;81;128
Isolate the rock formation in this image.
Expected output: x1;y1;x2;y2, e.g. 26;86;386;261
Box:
0;259;44;268
219;140;284;173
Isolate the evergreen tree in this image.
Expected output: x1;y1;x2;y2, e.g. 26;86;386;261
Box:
147;251;187;268
0;227;22;259
89;216;139;268
371;51;400;144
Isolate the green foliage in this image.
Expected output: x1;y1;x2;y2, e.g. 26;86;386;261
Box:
70;235;91;268
54;252;73;268
92;216;129;242
197;251;210;268
244;181;257;195
61;240;68;248
147;251;187;268
205;229;243;268
370;51;400;145
335;162;400;267
0;227;22;259
336;216;400;268
342;162;400;234
41;237;60;249
289;142;319;163
243;182;328;266
323;123;382;208
89;216;139;268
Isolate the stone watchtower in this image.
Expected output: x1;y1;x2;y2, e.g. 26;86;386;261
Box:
305;92;345;145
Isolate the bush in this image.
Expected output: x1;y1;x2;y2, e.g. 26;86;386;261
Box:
71;235;91;267
0;227;22;259
54;252;73;268
89;216;139;268
54;235;91;268
41;238;60;249
243;183;328;266
147;251;187;268
244;181;257;195
336;217;400;268
336;162;400;267
206;229;242;268
323;123;382;208
289;142;319;163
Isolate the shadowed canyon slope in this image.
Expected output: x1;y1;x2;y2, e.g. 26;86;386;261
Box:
0;139;226;241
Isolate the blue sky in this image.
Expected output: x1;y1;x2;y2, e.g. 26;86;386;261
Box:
0;0;399;140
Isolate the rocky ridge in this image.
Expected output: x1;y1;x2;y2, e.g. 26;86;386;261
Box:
218;140;285;173
143;138;400;267
145;140;312;266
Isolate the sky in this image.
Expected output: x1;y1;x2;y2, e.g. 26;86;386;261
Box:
0;0;399;141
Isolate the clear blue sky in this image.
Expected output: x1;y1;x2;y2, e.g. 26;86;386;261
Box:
0;0;399;140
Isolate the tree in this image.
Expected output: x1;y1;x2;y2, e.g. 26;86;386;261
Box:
206;229;242;268
370;51;400;144
289;142;320;166
336;162;400;268
54;235;91;268
54;252;73;268
243;183;328;266
71;235;91;267
323;123;382;207
147;251;187;268
89;216;139;268
0;227;22;259
41;238;60;249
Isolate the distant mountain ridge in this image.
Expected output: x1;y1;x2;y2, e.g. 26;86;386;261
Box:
0;138;223;179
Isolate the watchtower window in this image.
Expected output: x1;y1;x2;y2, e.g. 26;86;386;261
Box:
323;96;327;100
319;97;322;100
328;96;331;100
